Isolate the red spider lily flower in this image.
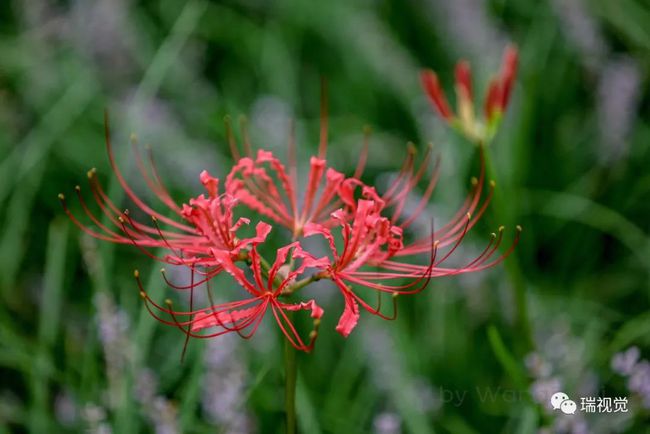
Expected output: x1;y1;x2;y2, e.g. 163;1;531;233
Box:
305;147;521;337
59;113;263;276
60;79;522;352
223;87;369;238
304;200;433;337
137;225;328;352
420;44;519;143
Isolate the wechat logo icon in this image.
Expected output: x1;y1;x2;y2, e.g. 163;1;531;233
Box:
551;392;576;415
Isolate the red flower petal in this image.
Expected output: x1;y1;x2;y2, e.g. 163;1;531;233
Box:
334;281;360;337
280;299;324;320
455;60;473;101
499;45;518;110
420;69;454;121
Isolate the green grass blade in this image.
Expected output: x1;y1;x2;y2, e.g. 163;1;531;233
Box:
28;218;69;434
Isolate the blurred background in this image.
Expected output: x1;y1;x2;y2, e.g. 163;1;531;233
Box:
0;0;649;433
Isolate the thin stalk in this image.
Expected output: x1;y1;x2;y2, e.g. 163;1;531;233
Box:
284;319;298;434
282;273;323;296
479;143;533;352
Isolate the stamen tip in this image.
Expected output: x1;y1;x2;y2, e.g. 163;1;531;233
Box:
165;298;173;306
139;291;146;299
498;225;505;232
151;215;157;222
134;269;140;278
491;232;497;238
392;292;399;299
129;133;138;142
516;225;523;232
87;168;96;179
309;330;318;339
471;177;478;186
466;212;472;220
407;142;417;154
74;185;81;191
160;267;166;273
313;318;321;327
489;180;496;188
58;193;65;200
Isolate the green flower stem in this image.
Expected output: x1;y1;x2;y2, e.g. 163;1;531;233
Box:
242;249;314;434
479;143;533;352
241;252;312;434
284;315;298;434
283;274;323;296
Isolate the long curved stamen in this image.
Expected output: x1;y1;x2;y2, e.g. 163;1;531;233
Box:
137;268;266;337
196;299;269;340
131;136;182;214
121;210;161;245
202;279;262;336
463;229;504;270
340;240;437;294
73;186;125;240
400;153;441;229
160;267;219;290
468;226;522;272
352;291;399;320
383;144;416;204
390;145;433;223
463;231;499;270
88;171;196;243
436;182;492;247
149;216;186;259
271;303;320;352
399;165;489;256
103;111;195;232
433;214;471;266
59;193;124;243
118;215;188;265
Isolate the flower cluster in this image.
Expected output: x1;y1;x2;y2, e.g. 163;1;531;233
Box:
61;49;520;352
421;45;518;143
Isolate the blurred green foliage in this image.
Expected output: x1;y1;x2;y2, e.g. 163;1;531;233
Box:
0;0;649;433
